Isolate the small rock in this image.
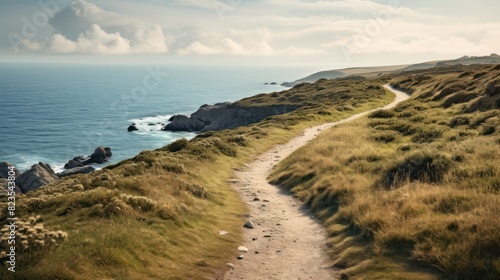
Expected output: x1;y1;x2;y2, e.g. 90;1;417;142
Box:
219;230;228;235
128;124;139;131
252;237;257;241
58;165;95;178
243;221;254;229
264;234;272;238
238;246;248;252
237;255;244;260
255;251;259;254
263;199;270;202
226;263;235;269
253;197;260;201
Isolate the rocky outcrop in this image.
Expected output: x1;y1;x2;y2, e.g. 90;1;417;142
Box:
164;103;300;132
15;162;58;193
0;162;22;194
0;162;20;178
128;124;139;131
58;166;96;178
64;157;84;169
64;146;112;169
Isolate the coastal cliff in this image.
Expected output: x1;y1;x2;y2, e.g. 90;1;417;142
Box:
164;102;301;132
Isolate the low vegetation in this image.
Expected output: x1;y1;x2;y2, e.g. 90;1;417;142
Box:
0;78;393;279
269;64;500;279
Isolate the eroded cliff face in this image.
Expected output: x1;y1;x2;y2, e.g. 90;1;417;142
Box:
164;102;301;132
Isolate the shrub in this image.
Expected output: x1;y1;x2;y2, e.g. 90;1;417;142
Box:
390;121;419;136
411;129;443;143
382;150;453;188
162;162;186;174
371;131;398;143
227;135;249;147
443;92;478;108
369;109;394;119
481;126;496;136
166;138;189;152
214;139;237;157
0;217;68;264
449;116;470;128
433;84;467;101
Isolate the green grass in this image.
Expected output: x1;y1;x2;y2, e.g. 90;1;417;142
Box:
269;64;500;279
0;78;394;279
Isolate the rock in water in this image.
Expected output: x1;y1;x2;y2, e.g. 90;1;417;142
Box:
128;124;139;131
86;146;108;164
0;162;20;178
64;157;84;169
64;146;112;168
58;166;96;178
243;220;254;229
15;162;58;193
104;147;112;157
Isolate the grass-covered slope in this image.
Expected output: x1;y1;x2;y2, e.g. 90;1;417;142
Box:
0;78;393;279
269;64;500;279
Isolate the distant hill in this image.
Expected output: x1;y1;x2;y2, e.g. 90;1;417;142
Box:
282;54;500;87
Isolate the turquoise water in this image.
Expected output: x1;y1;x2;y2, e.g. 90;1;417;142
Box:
0;63;316;172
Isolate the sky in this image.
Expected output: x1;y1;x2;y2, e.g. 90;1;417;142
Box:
0;0;499;67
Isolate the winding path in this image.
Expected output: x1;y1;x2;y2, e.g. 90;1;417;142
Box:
226;85;409;280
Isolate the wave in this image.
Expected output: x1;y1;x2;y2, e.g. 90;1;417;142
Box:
128;114;172;132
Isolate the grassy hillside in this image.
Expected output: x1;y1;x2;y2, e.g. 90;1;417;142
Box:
0;78;394;279
269;64;500;279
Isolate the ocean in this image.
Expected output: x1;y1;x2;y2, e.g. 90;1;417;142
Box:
0;63;317;172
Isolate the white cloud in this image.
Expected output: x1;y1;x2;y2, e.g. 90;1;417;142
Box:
178;41;221;55
17;0;169;54
175;0;234;12
321;22;500;57
48;24;131;54
4;0;499;62
178;38;325;56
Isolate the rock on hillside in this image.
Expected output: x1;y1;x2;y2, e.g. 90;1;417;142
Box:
164;102;300;132
0;162;22;194
15;162;58;193
0;162;20;178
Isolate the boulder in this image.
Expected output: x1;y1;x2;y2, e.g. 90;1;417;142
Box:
0;178;22;195
64;157;84;169
64;147;112;168
58;166;96;178
0;162;20;178
128;124;139;131
104;147;112;157
15;162;58;193
83;146;112;164
243;220;254;229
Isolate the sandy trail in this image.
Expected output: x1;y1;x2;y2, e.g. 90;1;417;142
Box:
226;86;409;280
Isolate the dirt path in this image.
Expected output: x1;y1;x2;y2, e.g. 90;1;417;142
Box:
226;86;409;280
